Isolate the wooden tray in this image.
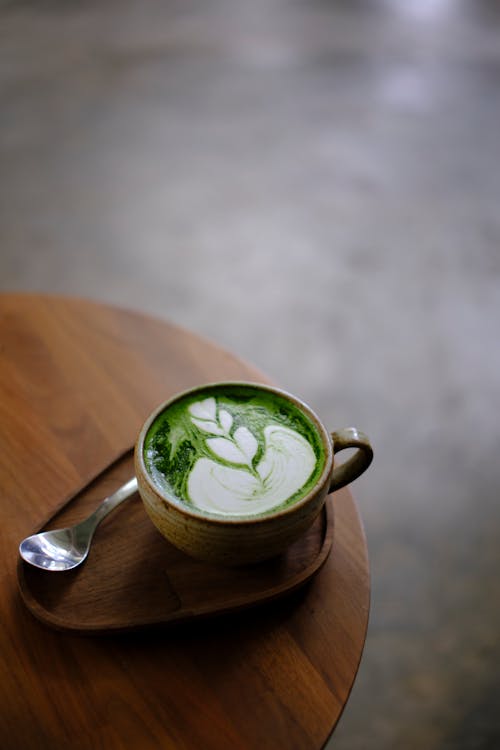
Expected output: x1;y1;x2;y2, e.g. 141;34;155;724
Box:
18;450;334;634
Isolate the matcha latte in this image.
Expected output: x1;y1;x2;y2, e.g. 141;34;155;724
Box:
143;384;327;518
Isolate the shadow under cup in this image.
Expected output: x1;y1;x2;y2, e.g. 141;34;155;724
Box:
135;382;373;565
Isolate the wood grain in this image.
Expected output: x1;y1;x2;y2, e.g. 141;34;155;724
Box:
18;449;334;633
0;294;370;750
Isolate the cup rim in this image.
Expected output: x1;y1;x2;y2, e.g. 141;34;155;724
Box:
135;381;333;526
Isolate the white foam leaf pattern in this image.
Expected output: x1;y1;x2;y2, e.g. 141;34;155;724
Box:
218;409;233;434
234;426;258;463
206;437;249;466
187;425;316;516
190;418;225;436
188;397;216;421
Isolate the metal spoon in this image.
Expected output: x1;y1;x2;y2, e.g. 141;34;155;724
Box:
19;477;138;571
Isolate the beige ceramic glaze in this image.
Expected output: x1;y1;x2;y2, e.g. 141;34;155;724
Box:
135;383;373;565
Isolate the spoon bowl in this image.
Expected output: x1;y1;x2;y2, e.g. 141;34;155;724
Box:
19;478;138;571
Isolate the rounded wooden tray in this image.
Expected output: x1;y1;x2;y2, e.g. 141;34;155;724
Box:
18;450;335;634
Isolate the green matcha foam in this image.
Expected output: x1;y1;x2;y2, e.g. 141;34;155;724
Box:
144;385;326;518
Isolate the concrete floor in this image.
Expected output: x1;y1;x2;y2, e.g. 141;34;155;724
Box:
2;1;500;747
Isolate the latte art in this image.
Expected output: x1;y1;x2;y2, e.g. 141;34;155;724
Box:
188;422;316;516
144;385;326;518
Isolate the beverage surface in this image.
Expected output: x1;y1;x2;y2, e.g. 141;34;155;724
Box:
143;385;326;518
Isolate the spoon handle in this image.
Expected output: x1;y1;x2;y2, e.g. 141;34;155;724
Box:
80;477;139;534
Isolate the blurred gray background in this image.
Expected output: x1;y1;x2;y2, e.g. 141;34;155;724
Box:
1;0;500;748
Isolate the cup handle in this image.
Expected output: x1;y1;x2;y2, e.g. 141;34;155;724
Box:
329;428;373;493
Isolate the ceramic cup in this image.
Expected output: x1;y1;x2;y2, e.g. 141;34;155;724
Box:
135;382;373;565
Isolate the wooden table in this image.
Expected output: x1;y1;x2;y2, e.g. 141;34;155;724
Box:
0;294;370;750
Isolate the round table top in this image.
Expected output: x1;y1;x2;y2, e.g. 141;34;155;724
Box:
0;293;370;749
